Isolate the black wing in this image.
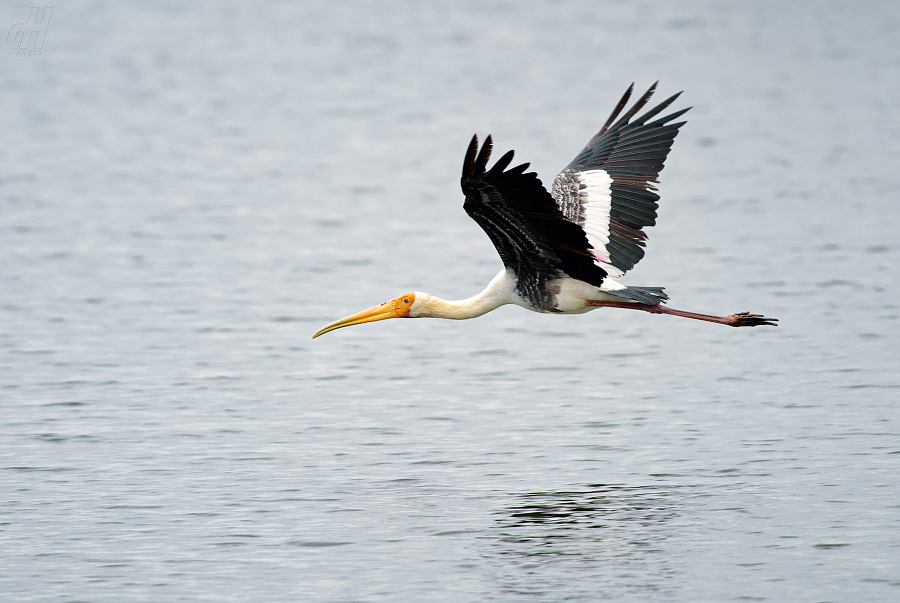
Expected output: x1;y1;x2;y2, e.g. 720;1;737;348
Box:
461;135;608;309
551;83;689;277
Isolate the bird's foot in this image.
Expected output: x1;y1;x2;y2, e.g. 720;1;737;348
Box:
727;312;779;327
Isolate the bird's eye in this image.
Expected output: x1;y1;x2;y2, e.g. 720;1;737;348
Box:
403;297;410;304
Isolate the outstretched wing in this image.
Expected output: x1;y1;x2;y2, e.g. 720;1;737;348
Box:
461;135;608;309
551;82;689;279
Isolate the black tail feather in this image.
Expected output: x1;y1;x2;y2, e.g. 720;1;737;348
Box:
608;286;668;305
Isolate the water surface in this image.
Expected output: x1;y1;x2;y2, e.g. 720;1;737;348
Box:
1;1;899;601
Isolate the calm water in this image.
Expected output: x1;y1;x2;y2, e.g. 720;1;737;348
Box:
2;1;899;601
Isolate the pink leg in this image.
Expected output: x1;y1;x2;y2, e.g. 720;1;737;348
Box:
584;300;778;327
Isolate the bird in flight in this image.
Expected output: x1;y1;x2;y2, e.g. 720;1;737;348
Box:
313;83;777;339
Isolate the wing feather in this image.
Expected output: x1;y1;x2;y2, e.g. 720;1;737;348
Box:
461;135;608;309
551;84;689;277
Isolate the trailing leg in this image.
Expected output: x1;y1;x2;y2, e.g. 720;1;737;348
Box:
585;300;777;327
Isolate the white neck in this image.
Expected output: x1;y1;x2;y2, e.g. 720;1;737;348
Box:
409;270;518;320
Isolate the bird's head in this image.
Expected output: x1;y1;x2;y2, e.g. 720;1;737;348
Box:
312;292;418;339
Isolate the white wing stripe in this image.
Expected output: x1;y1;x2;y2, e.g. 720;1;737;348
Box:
578;169;623;279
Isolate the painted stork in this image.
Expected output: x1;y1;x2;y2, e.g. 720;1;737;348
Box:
312;83;777;339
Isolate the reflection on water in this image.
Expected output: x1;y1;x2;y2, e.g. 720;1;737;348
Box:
490;484;689;598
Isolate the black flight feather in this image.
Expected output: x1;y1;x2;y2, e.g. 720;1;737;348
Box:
461;136;608;309
555;83;690;274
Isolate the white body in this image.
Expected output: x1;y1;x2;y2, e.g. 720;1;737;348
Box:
409;269;630;320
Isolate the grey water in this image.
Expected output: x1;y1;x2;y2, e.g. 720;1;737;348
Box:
2;1;899;601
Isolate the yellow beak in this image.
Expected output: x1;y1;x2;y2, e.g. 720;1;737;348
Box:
312;293;415;339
